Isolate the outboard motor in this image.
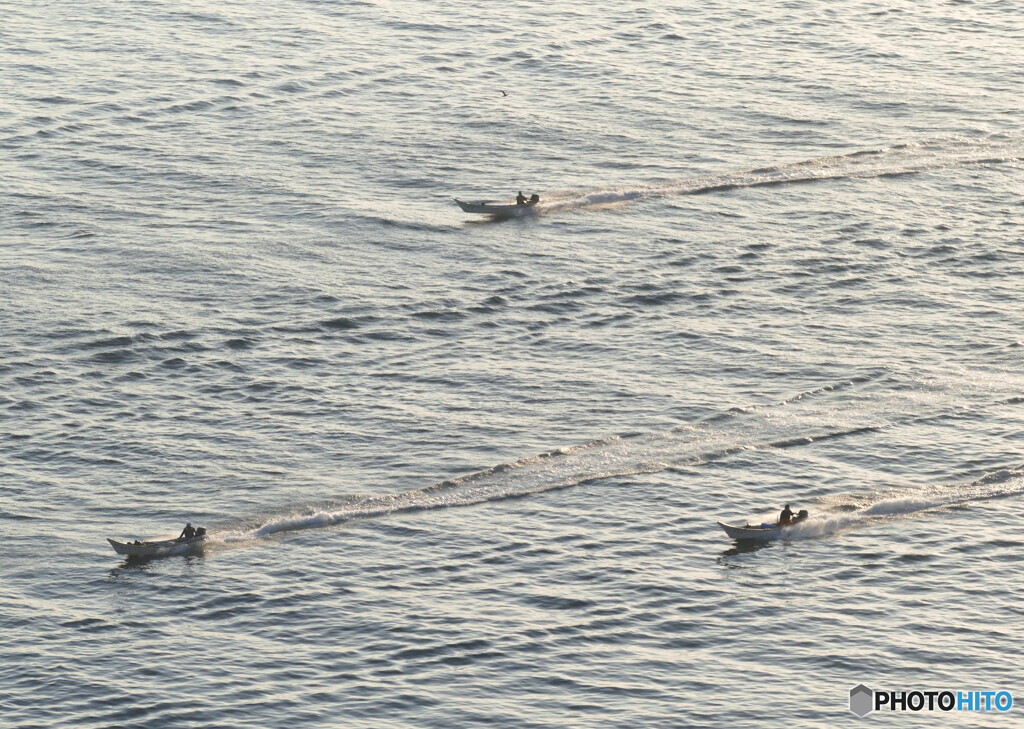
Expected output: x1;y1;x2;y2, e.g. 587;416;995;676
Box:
195;527;207;537
796;510;808;522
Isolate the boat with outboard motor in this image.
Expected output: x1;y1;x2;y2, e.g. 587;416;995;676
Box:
107;533;207;558
718;510;809;540
453;197;539;218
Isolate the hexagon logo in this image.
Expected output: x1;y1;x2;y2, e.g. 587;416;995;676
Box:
850;684;874;717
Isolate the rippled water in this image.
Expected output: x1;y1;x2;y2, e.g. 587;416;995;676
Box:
3;1;1024;727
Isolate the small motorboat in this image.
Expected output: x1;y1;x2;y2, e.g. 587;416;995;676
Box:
453;197;539;218
718;510;809;541
107;534;207;558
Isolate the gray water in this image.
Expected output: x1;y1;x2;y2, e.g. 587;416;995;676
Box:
2;1;1023;727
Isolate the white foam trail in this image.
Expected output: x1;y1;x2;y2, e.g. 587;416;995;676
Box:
235;436;667;542
538;135;1024;214
220;463;1024;547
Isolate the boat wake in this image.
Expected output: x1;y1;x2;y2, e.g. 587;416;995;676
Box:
538;134;1024;215
745;466;1024;542
216;435;669;546
211;368;1023;549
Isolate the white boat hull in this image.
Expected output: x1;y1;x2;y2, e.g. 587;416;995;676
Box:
453;198;538;218
107;534;207;558
718;521;785;540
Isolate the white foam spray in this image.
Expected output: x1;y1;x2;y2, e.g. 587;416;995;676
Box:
754;468;1024;541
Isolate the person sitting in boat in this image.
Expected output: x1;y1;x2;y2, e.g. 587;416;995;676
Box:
778;504;795;526
528;193;540;205
179;523;197;539
778;506;809;526
516;191;527;206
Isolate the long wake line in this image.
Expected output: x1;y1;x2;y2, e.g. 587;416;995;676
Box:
213;369;1024;547
539;134;1024;214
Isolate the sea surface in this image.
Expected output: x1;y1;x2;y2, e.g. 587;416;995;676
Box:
2;1;1023;727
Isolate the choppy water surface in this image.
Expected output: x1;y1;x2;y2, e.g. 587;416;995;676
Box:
2;1;1023;727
